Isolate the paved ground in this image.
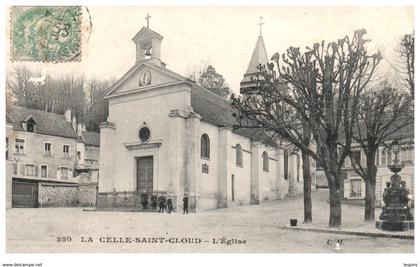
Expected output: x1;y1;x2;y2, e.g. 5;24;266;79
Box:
6;190;414;253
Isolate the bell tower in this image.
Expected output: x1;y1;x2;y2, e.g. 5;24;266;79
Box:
132;14;164;65
240;17;269;94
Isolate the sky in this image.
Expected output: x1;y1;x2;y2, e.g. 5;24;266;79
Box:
6;6;414;94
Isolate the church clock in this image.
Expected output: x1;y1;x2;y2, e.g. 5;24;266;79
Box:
139;70;152;86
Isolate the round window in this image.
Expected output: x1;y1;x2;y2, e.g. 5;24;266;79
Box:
139;127;151;142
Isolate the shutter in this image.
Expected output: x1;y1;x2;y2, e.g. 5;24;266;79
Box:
56;168;60;179
68;170;72;179
20;164;25;176
361;180;366;199
361;151;366;166
344;180;350;198
35;166;38;177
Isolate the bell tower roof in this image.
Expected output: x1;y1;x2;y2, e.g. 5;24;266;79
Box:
244;35;268;76
240;35;269;94
132;27;163;43
132;15;164;65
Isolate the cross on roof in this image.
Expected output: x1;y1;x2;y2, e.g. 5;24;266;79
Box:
258;16;265;36
145;13;151;28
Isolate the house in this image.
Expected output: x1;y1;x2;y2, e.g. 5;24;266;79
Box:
97;23;306;212
5;106;101;208
342;125;414;207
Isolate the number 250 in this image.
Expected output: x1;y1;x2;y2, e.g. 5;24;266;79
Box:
57;236;72;242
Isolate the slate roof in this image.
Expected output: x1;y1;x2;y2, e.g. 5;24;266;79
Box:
244;35;269;75
240;35;269;93
191;85;277;147
82;131;100;147
7;106;78;139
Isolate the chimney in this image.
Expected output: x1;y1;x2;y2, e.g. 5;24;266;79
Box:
77;123;83;136
72;116;77;132
64;109;72;122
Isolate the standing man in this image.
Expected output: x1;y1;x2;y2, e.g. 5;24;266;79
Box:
158;195;166;213
183;193;189;215
167;195;174;214
140;190;148;210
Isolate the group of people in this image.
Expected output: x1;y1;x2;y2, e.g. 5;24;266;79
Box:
139;191;189;215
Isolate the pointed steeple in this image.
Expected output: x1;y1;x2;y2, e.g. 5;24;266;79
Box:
240;35;269;94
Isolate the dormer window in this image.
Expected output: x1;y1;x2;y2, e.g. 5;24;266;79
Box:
27;123;34;132
22;116;36;133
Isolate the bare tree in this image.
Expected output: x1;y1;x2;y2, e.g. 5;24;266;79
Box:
7;66;36;108
232;71;314;223
394;32;414;99
232;29;381;227
84;78;114;131
6;66;112;132
54;74;86;121
349;82;413;221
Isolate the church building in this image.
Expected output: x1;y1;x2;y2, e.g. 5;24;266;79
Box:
97;22;305;212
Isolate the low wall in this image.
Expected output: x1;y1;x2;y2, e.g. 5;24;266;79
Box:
39;182;79;207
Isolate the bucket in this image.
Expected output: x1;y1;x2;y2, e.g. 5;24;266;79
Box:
290;219;298;226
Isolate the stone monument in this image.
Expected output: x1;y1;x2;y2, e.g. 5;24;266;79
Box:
376;141;414;231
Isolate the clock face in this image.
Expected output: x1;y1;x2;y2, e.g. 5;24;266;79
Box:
139;70;152;86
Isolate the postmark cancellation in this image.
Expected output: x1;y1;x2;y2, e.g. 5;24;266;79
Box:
10;6;82;62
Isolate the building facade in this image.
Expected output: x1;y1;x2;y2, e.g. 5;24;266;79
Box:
97;25;306;212
342;137;414;207
6;106;100;208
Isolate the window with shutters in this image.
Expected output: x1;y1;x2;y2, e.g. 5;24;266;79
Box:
15;139;25;154
62;145;70;158
350;179;362;197
25;164;37;176
41;165;48;178
13;163;17;175
44;142;52;156
401;147;413;163
59;167;69;179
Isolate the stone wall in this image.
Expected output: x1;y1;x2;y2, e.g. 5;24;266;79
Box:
39;182;79;207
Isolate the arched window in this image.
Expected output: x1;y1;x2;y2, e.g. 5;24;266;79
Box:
201;134;210;158
236;144;243;167
262;151;269;172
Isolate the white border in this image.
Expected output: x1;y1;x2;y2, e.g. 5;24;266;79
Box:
1;1;419;267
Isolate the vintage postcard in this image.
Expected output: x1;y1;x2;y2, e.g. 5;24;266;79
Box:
2;3;417;266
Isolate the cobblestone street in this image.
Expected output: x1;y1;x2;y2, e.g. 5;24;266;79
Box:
6;190;414;253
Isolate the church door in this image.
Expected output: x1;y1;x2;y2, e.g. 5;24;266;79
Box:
136;156;153;195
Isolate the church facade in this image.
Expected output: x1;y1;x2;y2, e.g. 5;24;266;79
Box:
97;25;305;212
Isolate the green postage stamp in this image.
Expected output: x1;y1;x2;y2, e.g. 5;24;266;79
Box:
11;6;82;62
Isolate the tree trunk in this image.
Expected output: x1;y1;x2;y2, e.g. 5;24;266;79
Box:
327;173;341;228
364;150;377;221
328;185;341;228
364;179;376;221
302;152;312;223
